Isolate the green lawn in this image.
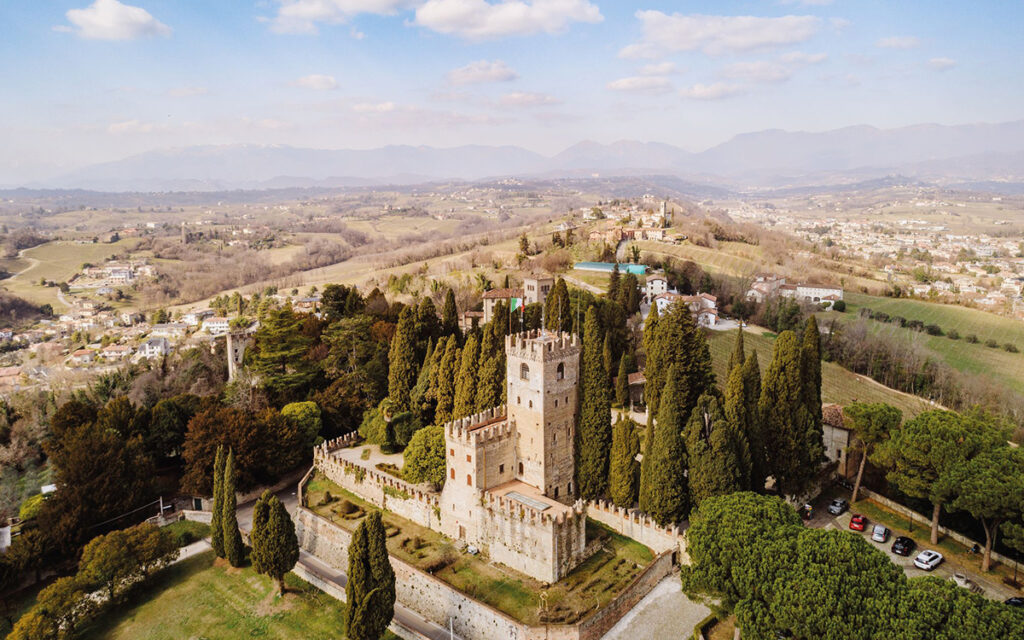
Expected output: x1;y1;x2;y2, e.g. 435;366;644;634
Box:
78;550;398;640
707;329;933;417
162;519;211;547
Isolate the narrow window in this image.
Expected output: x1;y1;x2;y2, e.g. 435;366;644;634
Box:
519;462;524;474
466;454;472;463
554;486;559;498
450;468;455;480
466;474;472;486
529;400;533;408
499;464;505;474
520;363;530;380
556;362;565;380
449;448;454;456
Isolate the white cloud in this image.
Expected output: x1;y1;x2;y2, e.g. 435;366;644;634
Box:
63;0;171;41
621;11;820;59
679;83;744;100
414;0;602;40
640;62;678;76
498;91;560;107
352;101;398;113
107;119;160;134
447;60;519;85
877;36;920;49
268;0;418;34
721;61;791;83
167;86;208;98
294;74;339;90
928;57;956;71
780;51;827;65
606;76;673;94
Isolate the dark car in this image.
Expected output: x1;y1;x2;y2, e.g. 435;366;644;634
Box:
1006;597;1024;608
827;498;849;516
892;536;916;556
849;514;868;531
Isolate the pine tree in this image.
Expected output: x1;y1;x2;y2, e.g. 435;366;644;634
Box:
623;273;640;315
609;417;640;508
637;414;656;514
577;307;611;499
640;366;689;525
475;327;504;412
346;511;396;640
645;302;714;419
434;337;459;424
760;331;823;497
801;315;823;438
615;355;630;408
251;490;299;595
441;289;461;342
453;334;480;419
222;449;245;567
387;307;418;412
728;328;745;375
545;278;571;332
685;393;742;509
210;445;225;558
742;352;767;491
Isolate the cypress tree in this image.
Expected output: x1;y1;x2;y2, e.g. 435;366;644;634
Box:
637;414;656;515
642;304;662;414
453;334;480;419
415;297;440;351
251;491;299;595
801;315;823;435
728;328;745;375
222;449;245;567
646;302;715;419
741;352;768;492
622;273;640;314
723;363;754;491
577;307;611;499
387;307;418;412
442;289;461;342
615;355;630;408
609;417;640;508
760;331;822;497
410;338;437;426
641;366;689;525
602;332;615;387
434;337;459;424
475;327;504;412
684;393;742;509
210;445;225;558
347;511;396;640
545;278;571;332
609;262;621;301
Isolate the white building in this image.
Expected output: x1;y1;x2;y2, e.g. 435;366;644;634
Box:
138;337;170;359
652;292;718;327
202;317;232;336
183;309;215;327
645;275;668;302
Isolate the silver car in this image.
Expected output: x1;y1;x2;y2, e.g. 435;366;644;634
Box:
871;524;890;543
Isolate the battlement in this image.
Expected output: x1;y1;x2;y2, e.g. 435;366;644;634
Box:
318;431;361;455
483;491;586;526
313;451;440;506
505;330;579;362
444;406;509;444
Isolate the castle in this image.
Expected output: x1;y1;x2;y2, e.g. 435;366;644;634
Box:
438;330;588;582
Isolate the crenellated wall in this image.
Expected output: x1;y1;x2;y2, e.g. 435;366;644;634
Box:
477;496;588;583
586;500;689;563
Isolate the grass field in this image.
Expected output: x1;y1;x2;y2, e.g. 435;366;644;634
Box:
840;293;1024;396
79;550;399;640
636;240;761;276
707;328;933;416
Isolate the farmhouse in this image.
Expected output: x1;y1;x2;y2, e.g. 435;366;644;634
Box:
652;292;719;327
481;288;523;324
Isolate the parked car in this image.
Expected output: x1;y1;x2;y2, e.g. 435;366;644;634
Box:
1005;597;1024;608
891;536;916;556
849;514;868;531
914;550;944;571
827;498;849;516
871;525;890;543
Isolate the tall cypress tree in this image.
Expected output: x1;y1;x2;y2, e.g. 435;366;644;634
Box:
441;289;461;342
453;334;480;419
210;445;225;559
602;332;615;387
545;278;571;332
434;337;459;424
642;304;662;415
609;417;640;508
387;307;418;412
615;356;630;408
638;414;656;515
801;315;823;436
222;449;245;567
741;352;768;492
608;262;621;301
760;331;822;497
646;303;714;419
577;307;611;499
475;327;504;412
251;491;299;595
684;393;742;509
641;366;689;525
723;364;753;491
728;328;745;375
347;511;396;640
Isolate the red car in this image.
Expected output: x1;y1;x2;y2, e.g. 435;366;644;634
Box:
849;514;868;531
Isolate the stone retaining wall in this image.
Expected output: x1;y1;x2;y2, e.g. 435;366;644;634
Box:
586;500;688;563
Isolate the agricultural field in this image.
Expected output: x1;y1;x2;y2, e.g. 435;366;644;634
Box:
838;293;1024;396
706;328;933;417
78;550;396;640
635;240;761;277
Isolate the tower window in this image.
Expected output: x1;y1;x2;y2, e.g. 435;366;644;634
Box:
449;448;454;456
466;454;472;463
529;400;533;408
466;474;472;486
519;462;524;474
499;464;505;474
554;486;559;498
520;363;530;380
556;362;565;380
450;468;455;480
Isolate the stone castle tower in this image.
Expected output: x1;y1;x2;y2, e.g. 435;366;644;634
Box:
505;330;580;503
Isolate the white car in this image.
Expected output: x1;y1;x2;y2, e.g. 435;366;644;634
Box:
914;549;944;571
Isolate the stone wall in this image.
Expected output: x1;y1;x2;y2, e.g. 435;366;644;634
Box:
586;500;688;562
576;551;675;640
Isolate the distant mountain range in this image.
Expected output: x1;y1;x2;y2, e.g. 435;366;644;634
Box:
29;119;1024;192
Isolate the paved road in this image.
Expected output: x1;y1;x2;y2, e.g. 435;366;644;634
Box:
602;576;710;640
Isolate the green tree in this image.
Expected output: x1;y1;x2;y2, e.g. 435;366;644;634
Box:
801;315;823;443
944;447;1024;571
614;355;630;407
602;331;614;387
723;363;754;492
475;326;504;412
250;491;300;595
402;425;447;489
544;278;572;332
577;307;612;499
759;331;822;497
608;262;621;300
685;393;742;509
253;304;316;401
346;511;396;640
609;417;640;508
453;334;480;420
727;327;745;375
387;307;419;412
441;288;461;341
640;366;689;525
281;401;322;449
210;445;225;557
222;449;245;568
644;302;714;419
844;402;902;503
433;336;459;424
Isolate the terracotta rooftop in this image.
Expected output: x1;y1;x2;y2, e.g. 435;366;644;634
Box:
482;288;524;299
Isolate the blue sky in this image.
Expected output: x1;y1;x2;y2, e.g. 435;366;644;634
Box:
1;1;1022;181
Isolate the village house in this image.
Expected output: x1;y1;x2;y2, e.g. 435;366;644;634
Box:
202;317;232;336
645;275;668;302
183;309;215;327
138;337;170;359
481;288;523;324
100;344;134;361
150;323;189;339
69;349;96;366
653;292;719;327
